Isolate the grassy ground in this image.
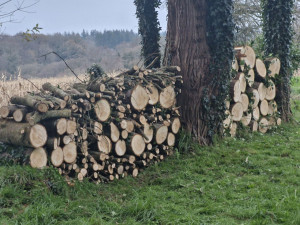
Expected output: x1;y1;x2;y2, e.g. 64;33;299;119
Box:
0;80;299;225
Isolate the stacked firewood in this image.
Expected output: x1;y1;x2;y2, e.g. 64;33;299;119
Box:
224;45;281;137
0;66;182;182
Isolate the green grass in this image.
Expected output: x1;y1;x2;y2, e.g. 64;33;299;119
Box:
0;80;299;224
1;123;300;225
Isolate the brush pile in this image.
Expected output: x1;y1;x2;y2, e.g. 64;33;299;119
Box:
0;66;182;182
224;46;281;137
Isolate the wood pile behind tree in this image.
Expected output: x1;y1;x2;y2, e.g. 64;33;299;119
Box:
225;45;281;137
0;66;182;183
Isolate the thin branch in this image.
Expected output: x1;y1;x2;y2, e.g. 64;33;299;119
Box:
40;51;84;83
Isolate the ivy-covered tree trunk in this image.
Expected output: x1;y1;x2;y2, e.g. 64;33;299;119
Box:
262;0;294;122
134;0;161;68
164;0;234;144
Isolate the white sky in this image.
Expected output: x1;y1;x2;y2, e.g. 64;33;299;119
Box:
0;0;168;34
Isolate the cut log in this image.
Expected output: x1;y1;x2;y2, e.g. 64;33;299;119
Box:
253;107;260;121
241;113;252;126
253;82;267;101
143;123;154;144
171;117;181;134
0;120;47;148
0;105;21;118
259;118;269;133
247;69;255;87
146;84;159;105
93;121;103;134
240;94;249;112
236;73;246;93
159;86;176;109
42;82;69;101
266;57;281;77
265;80;276;101
255;58;267;79
13;108;29;122
46;137;59;150
230;122;237;137
230;102;243;122
114;140;126;156
94;99;111;122
167;133;176;147
260;100;269;116
248;88;260;108
110;122;120;143
130;134;145;156
268;100;278;116
230;80;241;102
63;142;77;163
51;147;64;167
131;85;149;111
250;121;258;132
235;45;256;68
10;96;48;113
97;135;112;154
277;118;282;126
155;124;168;144
30;147;47;168
66;120;77;134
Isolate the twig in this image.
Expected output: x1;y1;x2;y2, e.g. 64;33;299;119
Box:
40;51;84;83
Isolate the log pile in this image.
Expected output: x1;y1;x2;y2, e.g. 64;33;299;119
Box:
0;66;182;182
225;46;281;137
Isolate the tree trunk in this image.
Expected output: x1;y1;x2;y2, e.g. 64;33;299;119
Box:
164;0;233;144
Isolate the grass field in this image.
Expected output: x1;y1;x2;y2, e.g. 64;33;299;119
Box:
0;78;299;224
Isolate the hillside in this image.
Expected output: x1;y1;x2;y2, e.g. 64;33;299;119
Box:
0;30;142;79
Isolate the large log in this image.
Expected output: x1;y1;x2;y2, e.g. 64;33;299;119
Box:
42;82;70;101
0;120;47;148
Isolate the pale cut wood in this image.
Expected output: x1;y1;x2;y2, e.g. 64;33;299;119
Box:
66;120;77;134
230;122;237;137
266;57;281;77
146;84;159;105
230;80;241;102
51;147;64;167
97;135;112;154
253;107;260;121
0;105;20;118
155;125;168;144
260;100;269;116
268;100;278;116
235;45;256;68
255;58;267;79
115;140;126;156
249;88;260;108
13;108;29;122
253;82;267;101
30;147;47;168
259;118;269;133
231;102;243;121
110;122;120;143
94;99;111;122
247;69;255;87
131;85;149;111
250;121;258;132
240;94;249;112
57;118;67;135
167;133;176;147
232;57;239;71
237;73;246;93
277;118;282;126
223;115;231;129
265;80;276;100
159;86;176;109
63;142;77;163
143;123;154;144
93;121;103;134
130;134;145;156
241;113;252;126
121;130;129;139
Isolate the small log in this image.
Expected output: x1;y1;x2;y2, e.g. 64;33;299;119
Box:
42;82;70;101
159;86;176;109
30;147;48;168
94;99;111;122
171;117;181;134
97;135;112;154
66;120;77;134
13;107;30;122
230;102;243;122
167;133;176;147
259;118;269;133
51;147;64;167
154;124;168;145
260;100;269;116
10;95;48;113
255;58;267;79
223;115;231;129
114;139;126;156
268;100;278;116
0;120;47;148
240;94;249;112
63;142;77;163
143;123;153;144
230;80;241;102
265;80;276;101
230;122;237;137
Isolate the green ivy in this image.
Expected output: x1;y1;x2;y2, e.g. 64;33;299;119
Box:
262;0;294;121
134;0;161;68
204;0;235;140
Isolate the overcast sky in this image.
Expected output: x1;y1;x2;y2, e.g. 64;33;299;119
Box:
1;0;168;35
